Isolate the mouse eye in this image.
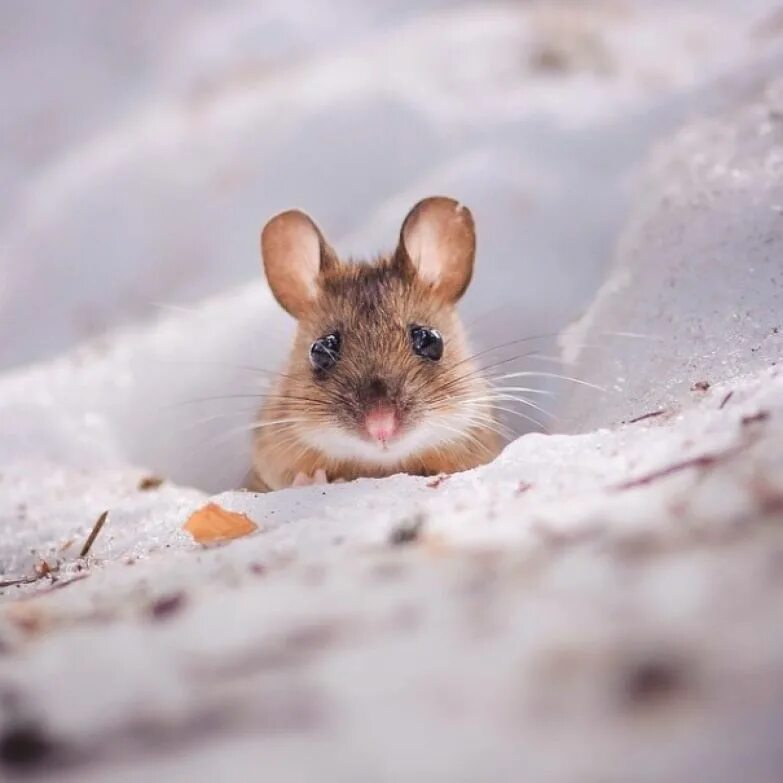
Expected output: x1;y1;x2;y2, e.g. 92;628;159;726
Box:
410;326;443;361
310;332;340;372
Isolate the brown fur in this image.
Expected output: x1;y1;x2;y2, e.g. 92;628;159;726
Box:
251;198;502;491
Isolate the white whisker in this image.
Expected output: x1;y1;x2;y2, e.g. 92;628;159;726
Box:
176;408;268;432
488;386;555;396
449;394;556;420
489;371;605;391
489;405;548;432
431;421;493;454
447;413;514;440
193;419;307;452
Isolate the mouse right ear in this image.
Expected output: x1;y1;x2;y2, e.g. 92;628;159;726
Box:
260;210;337;319
395;196;476;304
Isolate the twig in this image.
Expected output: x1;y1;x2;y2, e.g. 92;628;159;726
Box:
0;560;57;590
614;449;735;491
0;575;39;589
626;410;666;424
41;573;89;593
80;511;109;558
741;411;770;426
719;391;734;410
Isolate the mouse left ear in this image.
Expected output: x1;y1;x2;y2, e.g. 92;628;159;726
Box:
395;196;476;303
261;209;338;319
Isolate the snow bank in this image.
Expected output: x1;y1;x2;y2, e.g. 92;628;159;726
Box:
0;366;781;782
561;75;783;431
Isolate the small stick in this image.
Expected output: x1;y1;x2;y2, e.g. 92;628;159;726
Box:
80;511;109;558
613;449;735;491
741;411;769;426
0;575;39;589
719;391;734;410
626;410;666;424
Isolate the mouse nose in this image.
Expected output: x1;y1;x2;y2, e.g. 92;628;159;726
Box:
365;406;398;447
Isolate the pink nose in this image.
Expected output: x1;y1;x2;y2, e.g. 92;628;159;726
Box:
365;408;398;445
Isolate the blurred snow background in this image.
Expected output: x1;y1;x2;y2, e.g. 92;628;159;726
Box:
2;0;782;489
1;1;783;781
0;0;778;372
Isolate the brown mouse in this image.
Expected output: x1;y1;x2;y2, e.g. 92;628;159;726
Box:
250;196;502;491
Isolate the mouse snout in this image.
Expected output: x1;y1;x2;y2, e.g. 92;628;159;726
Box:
365;406;398;446
358;377;401;446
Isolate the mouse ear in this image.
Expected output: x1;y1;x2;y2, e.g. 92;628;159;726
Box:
396;196;476;303
261;210;338;318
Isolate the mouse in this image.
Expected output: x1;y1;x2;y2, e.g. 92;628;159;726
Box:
249;196;502;491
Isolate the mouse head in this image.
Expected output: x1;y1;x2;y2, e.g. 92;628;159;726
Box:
260;197;490;465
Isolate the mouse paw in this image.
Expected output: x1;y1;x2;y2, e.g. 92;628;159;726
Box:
291;469;329;487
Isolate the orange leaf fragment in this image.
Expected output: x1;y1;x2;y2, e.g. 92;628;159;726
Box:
183;503;258;544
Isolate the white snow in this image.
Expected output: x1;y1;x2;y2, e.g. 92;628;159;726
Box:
1;1;783;781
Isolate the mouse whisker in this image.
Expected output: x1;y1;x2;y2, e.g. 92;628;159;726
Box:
423;351;545;403
464;330;655;363
448;347;541;378
442;394;548;430
447;393;554;423
426;384;554;408
488;371;605;391
454;394;557;421
488;386;556;397
450;333;649;388
151;359;295;380
453;331;566;368
489;405;548;432
260;431;308;456
170;392;333;409
451;329;632;375
284;440;316;473
176;408;273;433
430;420;496;455
472;351;568;379
178;419;306;459
445;412;515;440
221;419;308;441
478;391;557;414
413;361;505;400
522;353;570;365
177;404;327;433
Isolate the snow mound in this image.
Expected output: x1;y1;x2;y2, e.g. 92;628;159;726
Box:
0;368;781;783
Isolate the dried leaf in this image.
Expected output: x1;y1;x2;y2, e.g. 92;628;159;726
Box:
33;560;52;579
183;503;258;544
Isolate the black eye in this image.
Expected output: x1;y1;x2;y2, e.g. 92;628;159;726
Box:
310;332;340;372
410;325;443;361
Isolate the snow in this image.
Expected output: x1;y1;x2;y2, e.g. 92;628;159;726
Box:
1;0;779;369
1;1;783;781
561;74;783;431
